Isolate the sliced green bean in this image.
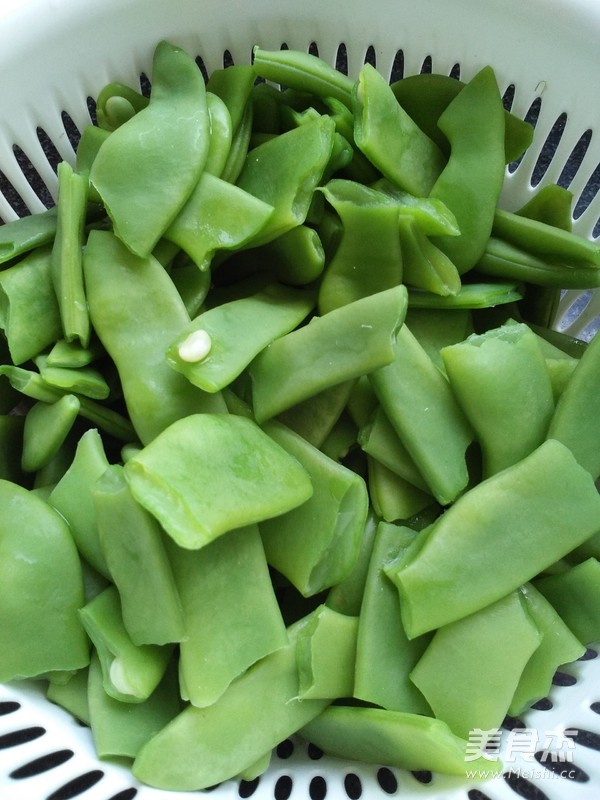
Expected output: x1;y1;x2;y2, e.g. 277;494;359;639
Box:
354;522;432;714
391;72;533;164
387;439;600;637
398;216;461;296
476;237;600;288
353;63;446;197
92;465;185;646
90;41;210;257
277;379;354;449
0;245;62;364
535;557;600;645
0;207;57;265
167;525;288;707
167;284;314;393
260;420;368;597
87;652;180;759
546;326;600;479
46;667;90;725
51;160;90;346
0;479;89;681
510;583;584;715
493;207;600;266
430;67;506;274
48;427;111;577
236;115;335;246
368;458;433;522
326;510;378;616
296;604;358;700
410;591;541;738
84;229;226;445
300;705;494;776
95;81;149;131
441;321;555;477
21;394;81;473
252;46;355;109
132;615;330;790
369;323;474;505
358;406;429;491
79;586;173;703
124;412;313;550
165;172;274;271
317;180;404;314
250;284;407;423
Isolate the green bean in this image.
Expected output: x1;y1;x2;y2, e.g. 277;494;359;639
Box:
165;172;275;271
46;667;90;725
250;284;407;423
204;92;234;177
354;521;432;713
87;652;180;759
407;281;523;310
391;72;533;164
90;41;210;257
510;583;584;715
84;229;226;445
326;510;378;616
132;615;330;790
252;46;355;109
398;216;461;296
167;284;314;393
410;591;540;738
441;321;555;477
317;180;404;314
21;394;80;472
0;365;135;440
477;236;600;288
0;479;89;681
493;207;600;266
35;354;111;400
369;323;474;505
368;457;433;522
48;427;111;578
0;207;57;265
166;524;288;707
430;67;506;274
535;557;600;646
0;245;62;364
387;439;600;637
79;586;173;703
92;465;185;646
95;81;149;131
277;380;354;449
353;63;446;197
547;318;600;479
300;705;494;776
236;115;336;246
260;420;368;597
296;604;358;699
124;412;313;550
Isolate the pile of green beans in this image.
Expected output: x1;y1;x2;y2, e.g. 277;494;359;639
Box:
1;40;600;790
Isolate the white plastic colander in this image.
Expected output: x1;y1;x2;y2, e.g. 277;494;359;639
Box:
0;0;599;799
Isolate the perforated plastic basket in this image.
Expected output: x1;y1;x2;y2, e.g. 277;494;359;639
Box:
0;0;599;799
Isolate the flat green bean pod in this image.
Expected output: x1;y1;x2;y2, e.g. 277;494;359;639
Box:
0;479;89;681
124;412;313;549
250;284;408;423
90;41;210;257
388;439;600;637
